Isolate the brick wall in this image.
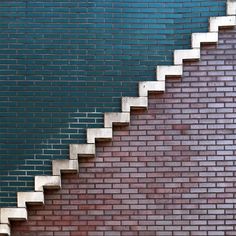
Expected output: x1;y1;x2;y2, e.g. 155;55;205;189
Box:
11;27;236;235
0;0;226;206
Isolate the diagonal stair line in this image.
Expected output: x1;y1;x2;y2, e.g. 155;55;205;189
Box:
0;0;235;235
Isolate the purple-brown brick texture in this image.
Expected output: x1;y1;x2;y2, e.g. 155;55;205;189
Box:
11;28;236;236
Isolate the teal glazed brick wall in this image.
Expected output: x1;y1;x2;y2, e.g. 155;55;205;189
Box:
0;0;225;206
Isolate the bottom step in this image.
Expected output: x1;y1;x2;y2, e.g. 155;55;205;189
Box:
0;224;10;236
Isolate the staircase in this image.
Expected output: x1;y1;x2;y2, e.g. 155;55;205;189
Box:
0;0;236;235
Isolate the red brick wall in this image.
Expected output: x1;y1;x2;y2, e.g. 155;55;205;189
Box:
11;28;236;236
